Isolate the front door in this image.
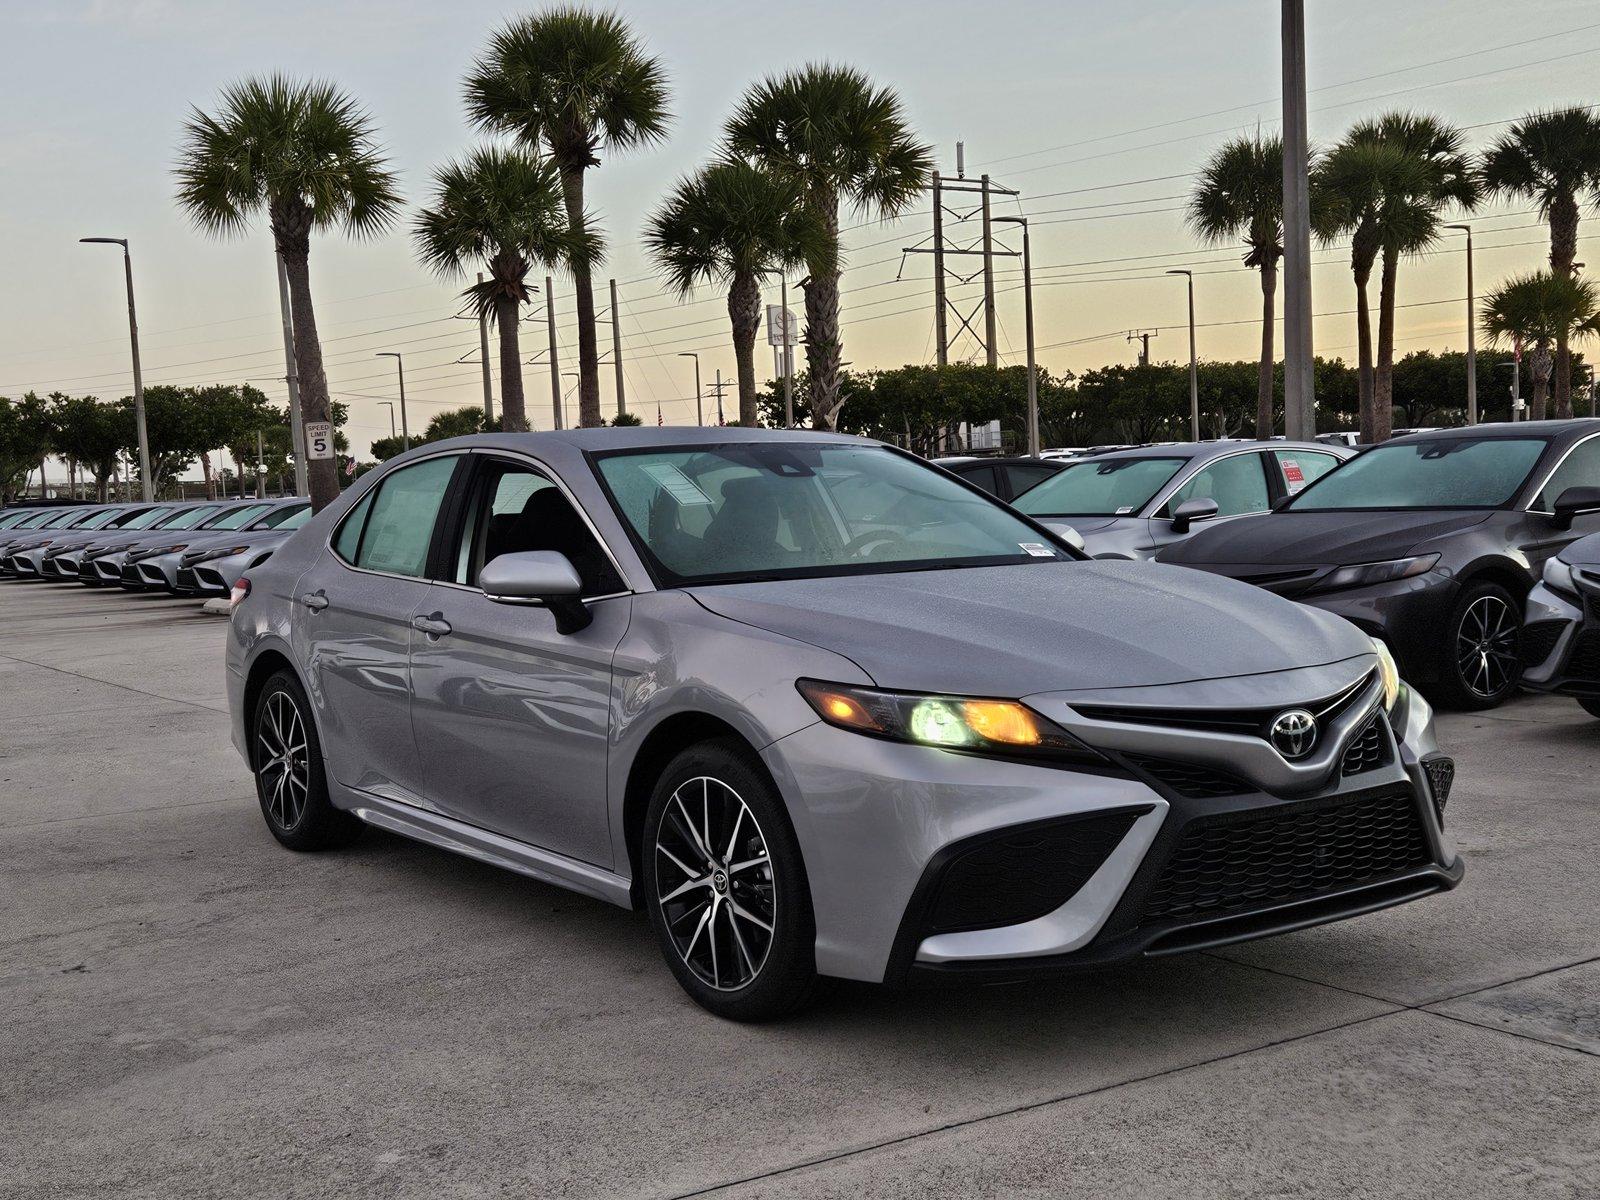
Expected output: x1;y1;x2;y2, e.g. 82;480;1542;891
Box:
409;456;629;867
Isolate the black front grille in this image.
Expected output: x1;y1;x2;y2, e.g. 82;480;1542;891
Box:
1423;755;1455;823
924;808;1149;934
1127;755;1250;799
1340;714;1391;776
1139;788;1431;925
1567;630;1600;682
176;567;198;591
1522;619;1567;668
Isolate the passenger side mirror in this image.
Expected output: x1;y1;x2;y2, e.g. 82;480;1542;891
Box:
480;550;591;633
1551;485;1600;531
1170;497;1220;534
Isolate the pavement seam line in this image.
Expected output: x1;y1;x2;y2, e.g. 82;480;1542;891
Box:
1421;1007;1600;1059
661;1007;1403;1200
0;650;227;715
0;794;243;834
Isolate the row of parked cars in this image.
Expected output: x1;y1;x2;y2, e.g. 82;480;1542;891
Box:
942;420;1600;716
0;495;309;598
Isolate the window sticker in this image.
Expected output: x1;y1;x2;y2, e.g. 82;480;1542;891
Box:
1281;459;1306;493
641;462;713;506
1115;505;1135;515
1019;542;1056;557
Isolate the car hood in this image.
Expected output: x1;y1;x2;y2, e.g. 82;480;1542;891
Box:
688;560;1369;697
1160;509;1494;567
1560;531;1600;568
1035;515;1130;537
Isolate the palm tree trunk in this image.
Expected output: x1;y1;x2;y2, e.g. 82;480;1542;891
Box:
495;296;527;432
729;271;762;426
201;451;216;500
1352;240;1376;441
1373;244;1399;444
275;215;339;512
1255;261;1278;438
1530;344;1553;421
558;166;603;428
804;202;845;430
1551;189;1580;416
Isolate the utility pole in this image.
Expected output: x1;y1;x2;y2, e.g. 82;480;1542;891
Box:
610;278;626;419
375;353;408;450
981;174;997;367
1446;224;1477;424
272;253;309;497
477;271;495;428
1281;0;1316;439
781;278;795;427
708;370;731;425
1128;330;1158;366
80;237;152;502
545;277;562;431
1168;270;1201;440
678;353;702;425
255;430;266;499
931;173;948;366
994;217;1037;455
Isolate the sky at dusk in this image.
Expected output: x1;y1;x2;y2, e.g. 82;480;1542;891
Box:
4;0;1599;461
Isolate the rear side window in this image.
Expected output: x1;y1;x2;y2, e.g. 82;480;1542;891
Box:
333;456;457;577
952;464;999;495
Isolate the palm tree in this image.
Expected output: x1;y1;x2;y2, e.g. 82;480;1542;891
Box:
1482;107;1600;415
644;160;828;425
725;64;932;431
1482;271;1600;421
175;75;400;511
464;6;670;430
413;147;588;433
1189;134;1284;438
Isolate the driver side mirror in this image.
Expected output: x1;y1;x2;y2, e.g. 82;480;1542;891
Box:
480;550;591;634
1170;496;1220;534
1551;485;1600;531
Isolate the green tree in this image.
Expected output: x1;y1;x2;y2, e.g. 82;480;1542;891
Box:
611;411;643;427
47;393;133;500
1482;107;1600;418
175;75;401;511
1481;271;1600;421
423;405;490;441
0;394;56;501
645;160;827;425
1189;134;1285;438
413;146;586;433
465;7;670;429
726;64;932;431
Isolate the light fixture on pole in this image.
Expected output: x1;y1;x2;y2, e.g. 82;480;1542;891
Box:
374;353;409;450
994;217;1039;456
1445;224;1477;424
80;237;153;501
1167;269;1201;441
677;352;703;426
377;401;396;439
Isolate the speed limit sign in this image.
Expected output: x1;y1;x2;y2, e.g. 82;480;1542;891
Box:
305;421;334;460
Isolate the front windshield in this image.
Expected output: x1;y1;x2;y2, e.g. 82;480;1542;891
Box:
80;508;124;530
596;442;1072;585
203;504;271;531
254;503;309;530
155;506;214;530
1014;456;1188;517
123;507;173;530
1290;437;1548;510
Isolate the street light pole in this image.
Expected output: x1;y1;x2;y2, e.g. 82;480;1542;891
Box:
80;237;152;501
1281;0;1316;439
1446;224;1477;424
678;353;702;426
375;353;408;450
377;401;396;439
995;217;1038;455
1168;269;1200;441
780;277;794;428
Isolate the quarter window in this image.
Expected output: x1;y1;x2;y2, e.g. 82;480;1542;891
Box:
1533;436;1600;511
1162;454;1270;518
333;455;458;577
1271;450;1340;496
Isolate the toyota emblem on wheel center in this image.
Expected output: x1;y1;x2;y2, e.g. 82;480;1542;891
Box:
1270;709;1318;758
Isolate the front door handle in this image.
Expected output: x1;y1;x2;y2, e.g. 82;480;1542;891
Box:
411;613;452;638
300;591;329;612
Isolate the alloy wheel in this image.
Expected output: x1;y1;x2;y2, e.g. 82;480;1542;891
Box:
1455;594;1519;700
257;691;310;831
654;776;776;992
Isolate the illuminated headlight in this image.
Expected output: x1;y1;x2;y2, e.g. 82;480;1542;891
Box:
1371;637;1402;711
1542;556;1578;600
1311;554;1440;594
797;679;1104;764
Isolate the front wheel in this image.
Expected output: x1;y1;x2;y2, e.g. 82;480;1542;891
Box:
642;739;823;1021
1429;581;1523;711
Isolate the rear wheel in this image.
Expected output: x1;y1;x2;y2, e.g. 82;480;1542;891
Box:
252;670;362;851
642;739;823;1021
1429;581;1522;711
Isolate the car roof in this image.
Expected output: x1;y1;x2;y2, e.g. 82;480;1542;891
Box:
1386;418;1600;445
1080;439;1337;462
433;426;865;454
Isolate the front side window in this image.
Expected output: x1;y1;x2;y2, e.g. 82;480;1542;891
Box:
255;503;310;530
597;443;1072;586
334;455;457;578
451;461;622;594
1290;437;1548;511
1161;453;1270;519
1532;436;1600;511
1014;456;1188;518
1272;450;1341;496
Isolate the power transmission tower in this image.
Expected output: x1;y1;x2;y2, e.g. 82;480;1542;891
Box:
1127;329;1159;366
901;143;1020;367
706;371;733;425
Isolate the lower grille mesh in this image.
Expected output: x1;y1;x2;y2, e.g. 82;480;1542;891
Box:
1521;619;1566;669
1140;788;1430;925
1568;630;1600;682
1340;715;1391;776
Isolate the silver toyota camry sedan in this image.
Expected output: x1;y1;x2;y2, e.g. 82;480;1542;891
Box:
226;429;1461;1019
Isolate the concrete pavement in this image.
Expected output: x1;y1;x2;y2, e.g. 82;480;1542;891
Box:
2;579;1596;1198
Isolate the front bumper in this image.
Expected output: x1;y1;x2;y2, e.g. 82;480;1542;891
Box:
135;553;183;591
1521;581;1600;698
765;668;1460;985
87;553;128;585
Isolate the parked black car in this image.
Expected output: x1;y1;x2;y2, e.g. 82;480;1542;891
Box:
933;455;1068;502
1159;420;1600;710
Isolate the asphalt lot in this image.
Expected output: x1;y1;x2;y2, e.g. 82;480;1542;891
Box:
3;579;1598;1199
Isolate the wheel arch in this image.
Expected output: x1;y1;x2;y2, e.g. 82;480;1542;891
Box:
241;644;300;769
1454;554;1535;602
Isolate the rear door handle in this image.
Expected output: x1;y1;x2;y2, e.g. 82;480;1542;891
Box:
300;591;329;612
411;613;452;638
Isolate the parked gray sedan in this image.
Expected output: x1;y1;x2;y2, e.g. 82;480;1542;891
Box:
227;429;1460;1019
1523;530;1600;718
1013;440;1351;558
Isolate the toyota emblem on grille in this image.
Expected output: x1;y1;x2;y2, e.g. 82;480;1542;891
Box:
1270;709;1317;758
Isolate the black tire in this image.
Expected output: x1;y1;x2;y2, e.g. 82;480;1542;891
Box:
641;738;824;1021
1427;580;1523;711
251;670;363;851
1579;697;1600;720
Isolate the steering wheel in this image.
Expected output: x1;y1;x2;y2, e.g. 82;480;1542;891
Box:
842;529;911;560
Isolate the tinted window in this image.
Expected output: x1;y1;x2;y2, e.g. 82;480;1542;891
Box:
333;493;373;563
1533;435;1600;511
1272;450;1341;497
1162;453;1270;519
123;507;173;530
204;504;271;531
598;443;1070;585
1291;438;1547;510
342;456;457;577
951;463;999;495
452;462;622;594
1004;462;1061;498
154;507;213;530
1014;457;1187;517
79;509;124;530
256;503;310;530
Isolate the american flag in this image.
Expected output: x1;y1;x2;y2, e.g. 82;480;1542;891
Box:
656;399;664;426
